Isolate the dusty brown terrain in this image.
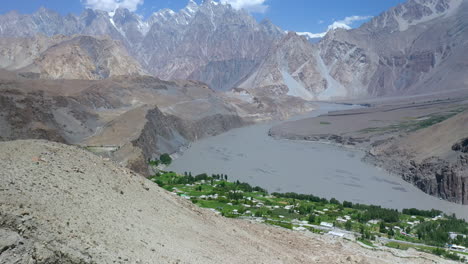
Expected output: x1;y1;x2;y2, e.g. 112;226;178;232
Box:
271;94;468;149
0;73;246;175
0;140;454;264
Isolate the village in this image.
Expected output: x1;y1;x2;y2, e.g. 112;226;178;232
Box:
150;171;468;262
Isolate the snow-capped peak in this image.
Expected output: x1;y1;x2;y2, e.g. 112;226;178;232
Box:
182;0;200;16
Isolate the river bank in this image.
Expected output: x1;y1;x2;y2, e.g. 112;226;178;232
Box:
167;102;468;220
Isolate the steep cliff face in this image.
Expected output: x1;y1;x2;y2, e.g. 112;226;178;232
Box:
367;144;468;204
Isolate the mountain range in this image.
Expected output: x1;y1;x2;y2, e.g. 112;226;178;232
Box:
0;0;466;101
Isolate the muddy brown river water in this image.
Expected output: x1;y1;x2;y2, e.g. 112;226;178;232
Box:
168;103;468;219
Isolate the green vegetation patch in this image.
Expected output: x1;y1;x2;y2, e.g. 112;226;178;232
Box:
149;168;468;261
358;238;375;248
360;109;465;134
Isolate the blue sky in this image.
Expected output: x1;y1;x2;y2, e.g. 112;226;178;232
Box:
0;0;406;34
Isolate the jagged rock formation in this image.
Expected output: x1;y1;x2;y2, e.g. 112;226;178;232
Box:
453;138;468;153
0;140;451;263
0;1;283;90
0;35;146;80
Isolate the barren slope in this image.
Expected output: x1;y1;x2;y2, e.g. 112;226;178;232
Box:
0;140;451;264
0;35;146;80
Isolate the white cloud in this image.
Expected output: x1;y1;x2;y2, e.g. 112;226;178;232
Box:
82;0;144;12
318;20;324;24
302;15;372;39
220;0;269;13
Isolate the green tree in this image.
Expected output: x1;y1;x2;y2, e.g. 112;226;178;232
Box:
345;220;352;231
380;222;386;233
160;153;172;165
405;226;411;234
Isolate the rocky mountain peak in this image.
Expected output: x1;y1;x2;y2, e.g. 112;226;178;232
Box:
185;0;200;13
113;7;138;24
363;0;462;33
260;18;285;37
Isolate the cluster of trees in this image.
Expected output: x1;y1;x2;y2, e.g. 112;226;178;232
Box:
271;192;328;204
416;218;468;247
233;180;267;194
431;247;466;262
148;153;172;166
353;205;400;223
156;171;268;199
402;208;442;218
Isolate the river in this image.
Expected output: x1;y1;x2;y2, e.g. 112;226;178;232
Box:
168;103;468;219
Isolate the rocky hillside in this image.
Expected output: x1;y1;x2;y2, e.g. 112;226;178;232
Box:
0;140;451;264
367;110;468;204
241;0;467;100
238;32;337;100
0;35;146;80
0;73;244;175
318;0;467;98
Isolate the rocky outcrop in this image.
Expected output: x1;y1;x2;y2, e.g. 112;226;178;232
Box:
132;106;244;175
452;138;468;153
132;107;191;162
366;145;468;204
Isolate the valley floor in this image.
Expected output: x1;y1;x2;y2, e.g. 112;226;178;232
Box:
270;91;468;206
0;140;457;263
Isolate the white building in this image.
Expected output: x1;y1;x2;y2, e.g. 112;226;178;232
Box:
449;232;467;240
328;231;344;237
336;217;347;223
320;222;334;228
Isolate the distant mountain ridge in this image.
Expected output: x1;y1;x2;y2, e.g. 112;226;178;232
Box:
0;0;283;90
0;0;466;100
240;0;467;100
0;34;146;80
